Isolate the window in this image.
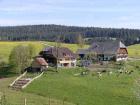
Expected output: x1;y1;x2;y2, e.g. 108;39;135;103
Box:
65;58;70;60
63;53;66;56
71;63;75;66
61;64;63;67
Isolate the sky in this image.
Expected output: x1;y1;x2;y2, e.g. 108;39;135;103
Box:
0;0;140;29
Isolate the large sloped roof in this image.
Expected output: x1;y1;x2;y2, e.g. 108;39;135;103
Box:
77;40;127;55
41;47;77;59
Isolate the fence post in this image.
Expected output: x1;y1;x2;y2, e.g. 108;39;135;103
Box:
1;93;7;105
0;92;2;105
63;97;67;105
24;98;27;105
48;96;51;105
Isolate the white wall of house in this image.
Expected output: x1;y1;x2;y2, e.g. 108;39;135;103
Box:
57;58;77;68
116;57;128;61
116;54;128;61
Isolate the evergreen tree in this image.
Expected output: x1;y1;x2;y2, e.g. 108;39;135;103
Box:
0;24;139;45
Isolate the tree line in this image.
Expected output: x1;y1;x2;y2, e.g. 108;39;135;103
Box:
0;24;140;45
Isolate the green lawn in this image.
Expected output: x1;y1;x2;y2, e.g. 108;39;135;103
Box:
0;41;86;105
24;64;140;105
0;41;44;62
0;41;138;62
128;44;140;58
0;41;88;62
0;76;74;105
0;41;140;105
1;63;140;105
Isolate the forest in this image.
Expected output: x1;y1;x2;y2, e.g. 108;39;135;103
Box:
0;24;140;45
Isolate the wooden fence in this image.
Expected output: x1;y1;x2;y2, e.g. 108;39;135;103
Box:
0;92;75;105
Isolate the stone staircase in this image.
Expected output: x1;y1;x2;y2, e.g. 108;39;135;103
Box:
11;78;31;90
10;72;44;90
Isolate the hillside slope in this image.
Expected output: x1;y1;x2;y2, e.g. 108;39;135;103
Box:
0;77;75;105
0;41;138;62
24;68;140;105
0;41;87;62
128;44;140;57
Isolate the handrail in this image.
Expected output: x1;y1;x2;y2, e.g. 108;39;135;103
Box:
9;71;27;87
22;72;44;89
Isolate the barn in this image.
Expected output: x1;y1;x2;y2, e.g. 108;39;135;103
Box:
77;40;128;62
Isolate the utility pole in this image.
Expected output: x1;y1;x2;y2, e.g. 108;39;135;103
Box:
55;35;62;71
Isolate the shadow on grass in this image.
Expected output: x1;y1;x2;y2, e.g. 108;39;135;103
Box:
0;66;17;78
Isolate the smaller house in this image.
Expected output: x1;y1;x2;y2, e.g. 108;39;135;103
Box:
77;40;128;62
30;57;48;72
39;47;77;68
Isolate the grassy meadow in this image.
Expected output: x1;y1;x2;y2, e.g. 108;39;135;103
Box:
127;44;140;58
0;41;44;62
0;41;88;62
23;60;140;105
1;61;140;105
0;77;74;105
24;65;140;105
0;41;140;105
0;41;138;62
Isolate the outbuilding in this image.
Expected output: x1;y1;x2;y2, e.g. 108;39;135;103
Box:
31;57;48;72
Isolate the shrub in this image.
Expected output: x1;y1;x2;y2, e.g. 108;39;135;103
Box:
9;45;36;74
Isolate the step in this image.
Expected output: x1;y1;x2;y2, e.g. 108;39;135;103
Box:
14;82;29;86
18;79;31;82
15;80;30;84
13;83;25;87
12;85;22;89
10;72;43;90
14;81;29;84
11;78;32;90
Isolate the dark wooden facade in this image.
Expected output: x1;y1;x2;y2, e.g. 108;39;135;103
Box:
77;41;128;62
40;47;77;68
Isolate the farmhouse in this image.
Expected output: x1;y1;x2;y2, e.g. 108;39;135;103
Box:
77;40;128;62
39;47;77;67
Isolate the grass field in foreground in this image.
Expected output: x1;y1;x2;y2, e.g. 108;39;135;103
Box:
1;63;140;105
0;76;74;105
0;41;140;105
0;61;140;105
24;64;140;105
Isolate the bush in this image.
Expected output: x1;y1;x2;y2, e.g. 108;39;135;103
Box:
9;45;35;74
0;61;7;67
0;60;10;74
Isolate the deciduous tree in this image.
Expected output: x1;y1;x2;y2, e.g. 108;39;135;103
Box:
9;45;34;74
